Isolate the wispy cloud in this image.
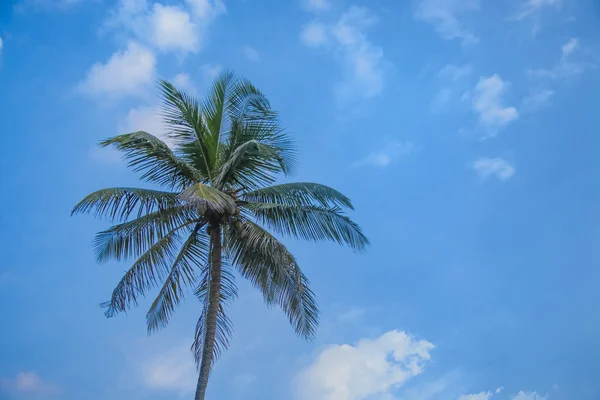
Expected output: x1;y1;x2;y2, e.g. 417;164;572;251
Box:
521;88;554;112
140;345;196;395
201;63;222;80
243;45;261;62
300;21;328;47
561;37;578;58
528;38;595;80
302;0;331;12
414;0;480;46
432;64;472;112
0;36;4;55
172;72;195;92
437;64;472;81
78;41;156;98
514;0;560;21
472;157;515;181
512;391;547;400
355;141;414;168
0;371;61;398
300;6;388;103
472;75;519;133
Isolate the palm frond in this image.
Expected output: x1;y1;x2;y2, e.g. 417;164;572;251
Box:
72;187;178;222
93;206;197;263
215;139;287;189
100;132;201;189
245;203;369;251
225;220;318;339
101;226;185;318
243;183;353;209
158;80;214;180
146;224;210;333
179;183;236;215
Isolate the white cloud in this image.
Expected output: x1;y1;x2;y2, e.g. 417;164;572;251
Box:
438;64;472;81
457;388;505;400
201;63;222;80
300;21;328;47
472;75;519;131
149;4;199;53
514;0;560;20
0;36;3;54
522;89;554;112
185;0;226;20
303;0;331;12
336;307;366;323
457;392;494;400
472;157;515;181
243;45;261;62
172;72;194;91
356;141;414;168
0;371;60;397
414;0;480;45
78;41;156;98
301;7;388;103
512;391;547;400
561;37;578;58
430;88;453;113
141;345;196;394
296;330;434;400
527;38;594;80
120;105;177;147
104;0;225;55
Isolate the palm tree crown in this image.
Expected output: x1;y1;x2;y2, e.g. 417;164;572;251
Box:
72;71;368;400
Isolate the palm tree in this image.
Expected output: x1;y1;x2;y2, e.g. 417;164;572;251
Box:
72;71;368;400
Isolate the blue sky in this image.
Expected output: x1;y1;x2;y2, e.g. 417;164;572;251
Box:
1;0;600;399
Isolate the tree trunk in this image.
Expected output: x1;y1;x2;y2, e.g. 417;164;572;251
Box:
194;223;222;400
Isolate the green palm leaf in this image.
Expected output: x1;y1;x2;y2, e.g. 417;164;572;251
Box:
146;224;210;333
101;132;202;189
71;187;178;222
243;182;353;209
246;202;369;251
226;220;318;338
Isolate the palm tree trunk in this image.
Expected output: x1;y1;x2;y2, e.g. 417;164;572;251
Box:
194;223;222;400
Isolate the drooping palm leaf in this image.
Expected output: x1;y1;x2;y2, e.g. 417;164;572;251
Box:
101;227;184;318
225;220;318;338
92;206;198;262
243;182;354;209
146;223;210;333
246;202;369;251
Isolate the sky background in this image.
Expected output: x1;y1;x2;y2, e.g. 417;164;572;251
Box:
1;0;600;399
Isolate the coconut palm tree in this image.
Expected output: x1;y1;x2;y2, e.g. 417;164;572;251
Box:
72;71;368;400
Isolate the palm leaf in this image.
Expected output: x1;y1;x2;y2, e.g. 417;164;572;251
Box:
101;226;186;318
179;183;236;215
243;182;353;209
225;220;318;338
245;203;369;251
92;206;197;263
146;224;210;333
100;132;201;189
71;187;178;222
